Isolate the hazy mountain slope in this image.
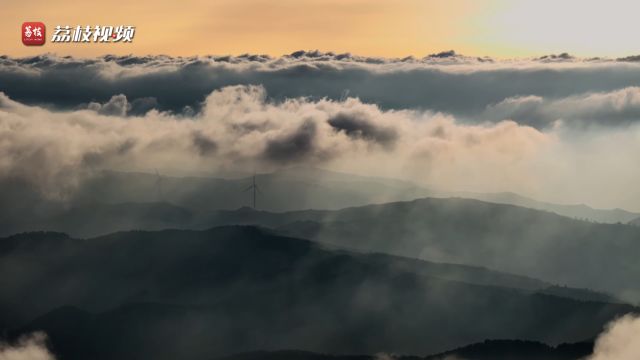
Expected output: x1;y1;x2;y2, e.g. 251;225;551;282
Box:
0;197;196;238
1;227;634;359
629;216;640;226
5;181;635;303
215;340;593;360
423;339;594;360
45;202;194;234
218;350;378;360
9;201;611;302
2;168;637;238
195;199;640;302
69;168;639;223
449;191;640;224
71;168;433;212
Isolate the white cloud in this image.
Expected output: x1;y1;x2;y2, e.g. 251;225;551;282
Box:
588;314;640;360
484;87;640;128
0;333;55;360
0;86;550;198
2;84;640;211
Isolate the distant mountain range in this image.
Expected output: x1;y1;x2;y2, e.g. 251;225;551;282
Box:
194;199;640;303
49;167;640;223
1;227;634;360
71;168;433;212
218;339;594;360
2;168;639;239
3;169;640;302
447;190;640;224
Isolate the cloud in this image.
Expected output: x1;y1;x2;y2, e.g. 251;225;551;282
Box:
191;131;218;156
484;87;640;128
0;85;549;197
328;111;398;149
263;120;323;164
2;83;640;211
4;53;640;127
0;332;55;360
88;94;130;116
588;314;640;360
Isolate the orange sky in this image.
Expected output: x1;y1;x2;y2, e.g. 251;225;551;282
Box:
2;0;639;58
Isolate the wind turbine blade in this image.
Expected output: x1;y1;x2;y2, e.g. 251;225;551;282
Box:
242;185;253;192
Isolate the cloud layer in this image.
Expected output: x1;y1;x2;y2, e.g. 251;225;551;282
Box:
0;333;54;360
2;53;640;211
588;314;640;360
0;85;548;196
483;87;640;128
4;52;640;130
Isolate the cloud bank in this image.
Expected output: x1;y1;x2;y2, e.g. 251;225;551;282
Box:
2;83;640;211
483;87;640;128
0;85;548;196
2;53;640;210
4;52;640;129
588;314;640;360
0;333;54;360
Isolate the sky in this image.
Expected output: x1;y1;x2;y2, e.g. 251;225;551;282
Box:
3;0;640;58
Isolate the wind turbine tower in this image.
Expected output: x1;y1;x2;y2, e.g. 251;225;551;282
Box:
243;174;261;209
154;169;164;201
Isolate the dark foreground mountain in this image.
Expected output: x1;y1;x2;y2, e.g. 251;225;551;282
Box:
1;227;634;360
5;179;639;303
197;198;640;303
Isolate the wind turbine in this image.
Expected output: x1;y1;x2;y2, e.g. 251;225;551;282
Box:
154;169;164;201
339;89;350;102
243;174;261;209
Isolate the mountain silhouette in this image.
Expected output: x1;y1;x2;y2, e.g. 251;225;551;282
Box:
1;226;635;359
216;339;594;360
194;198;640;303
72;168;640;223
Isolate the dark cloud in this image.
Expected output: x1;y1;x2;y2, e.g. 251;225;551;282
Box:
263;120;322;164
191;131;218;156
536;52;575;62
328;112;398;148
129;97;159;116
81;139;137;168
427;50;457;58
617;55;640;62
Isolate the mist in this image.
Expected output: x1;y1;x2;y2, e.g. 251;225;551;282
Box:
588;314;640;360
0;333;54;360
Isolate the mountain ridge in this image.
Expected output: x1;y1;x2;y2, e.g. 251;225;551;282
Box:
2;225;635;359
